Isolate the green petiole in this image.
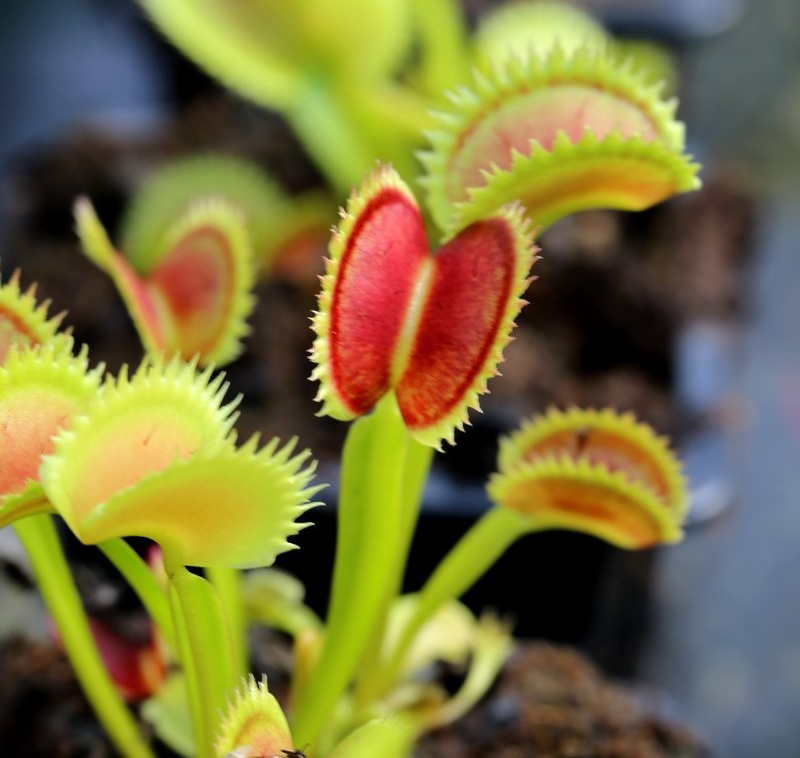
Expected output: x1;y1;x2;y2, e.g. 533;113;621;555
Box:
353;436;433;708
291;393;411;748
164;557;236;758
287;76;376;193
410;0;470;94
97;538;177;651
15;515;155;758
377;507;532;695
207;564;249;679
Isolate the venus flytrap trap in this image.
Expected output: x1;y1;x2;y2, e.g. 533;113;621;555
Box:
39;358;320;569
0;276;154;758
310;166;538;447
119;154;332;276
0;269;67;362
216;674;416;758
421;46;700;234
473;0;611;68
216;676;295;757
75;195;255;366
491;406;688;543
377;407;688;699
74;153;334;365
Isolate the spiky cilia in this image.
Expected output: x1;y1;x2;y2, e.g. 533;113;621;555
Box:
311;164;537;448
75;196;255;366
489;406;688;548
40;357;323;568
421;47;700;233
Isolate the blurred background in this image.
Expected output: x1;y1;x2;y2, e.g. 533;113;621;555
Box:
1;0;799;755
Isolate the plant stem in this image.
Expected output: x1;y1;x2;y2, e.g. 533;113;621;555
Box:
97;538;177;651
250;596;322;638
353;438;433;707
291;393;410;748
207;565;249;679
287;76;376;193
378;507;532;694
165;558;236;758
15;515;154;758
340;84;428;182
394;439;436;597
410;0;470;95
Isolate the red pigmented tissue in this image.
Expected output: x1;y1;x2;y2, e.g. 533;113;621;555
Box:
397;219;515;429
327;183;526;435
150;225;233;356
329;191;429;415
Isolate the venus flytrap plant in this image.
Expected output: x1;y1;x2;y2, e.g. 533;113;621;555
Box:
290;163;537;750
33;356;322;757
420;46;700;234
74;152;329;677
2;6;706;752
378;407;688;699
216;674;419;758
119;154;332;276
136;0;692;224
472;1;677;92
0;279;155;758
0;269;68;362
137;0;436;187
473;0;611;69
75;196;255;366
0;263;324;756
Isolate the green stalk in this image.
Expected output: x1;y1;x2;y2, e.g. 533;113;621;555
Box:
410;0;470;95
291;394;410;748
168;580;204;758
355;83;434;140
353;438;433;707
393;439;435;595
165;559;236;758
378;507;532;695
340;85;427;182
207;565;249;679
15;515;154;758
250;596;322;638
97;538;176;651
287;77;376;193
